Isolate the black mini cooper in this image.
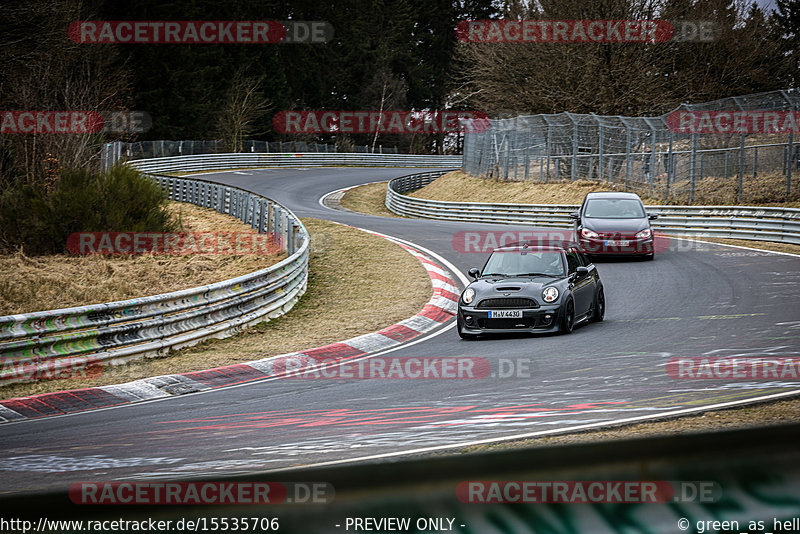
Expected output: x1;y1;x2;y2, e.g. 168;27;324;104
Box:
457;244;604;338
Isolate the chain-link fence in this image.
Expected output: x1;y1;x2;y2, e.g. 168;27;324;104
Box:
463;90;800;205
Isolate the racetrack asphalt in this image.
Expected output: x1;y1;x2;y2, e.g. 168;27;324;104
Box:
1;167;799;496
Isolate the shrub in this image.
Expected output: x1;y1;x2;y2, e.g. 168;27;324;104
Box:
0;164;177;255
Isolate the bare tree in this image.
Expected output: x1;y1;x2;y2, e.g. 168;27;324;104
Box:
0;0;131;187
451;0;785;117
217;69;272;153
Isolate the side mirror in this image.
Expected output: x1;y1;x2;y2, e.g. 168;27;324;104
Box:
648;213;659;220
569;212;580;220
468;268;480;279
575;266;589;277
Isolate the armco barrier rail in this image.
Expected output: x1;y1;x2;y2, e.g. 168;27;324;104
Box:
0;174;309;384
127;152;462;173
386;171;800;245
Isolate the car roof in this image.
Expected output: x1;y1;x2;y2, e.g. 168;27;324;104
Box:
584;191;643;200
492;245;567;253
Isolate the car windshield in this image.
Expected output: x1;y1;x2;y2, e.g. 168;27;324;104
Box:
482;250;565;277
584;198;646;219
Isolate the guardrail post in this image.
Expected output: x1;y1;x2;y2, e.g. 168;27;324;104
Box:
274;205;282;248
287;219;295;256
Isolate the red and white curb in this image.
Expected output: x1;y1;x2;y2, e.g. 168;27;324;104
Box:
0;231;461;423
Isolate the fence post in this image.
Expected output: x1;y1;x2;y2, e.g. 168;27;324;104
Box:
597;121;604;182
724;151;730;181
753;146;758;179
545;119;553;182
625;124;631;192
737;134;745;204
571;116;578;181
650;124;657;197
781;90;794;196
665;133;674;202
524;147;530;181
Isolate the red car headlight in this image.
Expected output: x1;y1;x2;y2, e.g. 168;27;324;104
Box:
580;228;599;239
635;229;652;239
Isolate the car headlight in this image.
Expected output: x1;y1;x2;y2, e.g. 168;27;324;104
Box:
462;288;476;304
635;229;652;239
542;287;559;303
580;228;599;239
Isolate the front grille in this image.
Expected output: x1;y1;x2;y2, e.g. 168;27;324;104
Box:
597;232;637;239
477;298;538;309
479;318;533;329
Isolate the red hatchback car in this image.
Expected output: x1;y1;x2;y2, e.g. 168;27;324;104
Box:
570;192;659;260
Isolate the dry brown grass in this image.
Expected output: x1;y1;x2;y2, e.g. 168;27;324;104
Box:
404;170;800;208
407;170;662;205
666;172;800;207
460;396;800;453
0;202;283;315
340;181;399;217
0;218;433;399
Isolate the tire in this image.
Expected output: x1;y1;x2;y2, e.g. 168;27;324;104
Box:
559;298;575;334
457;314;477;340
591;286;605;322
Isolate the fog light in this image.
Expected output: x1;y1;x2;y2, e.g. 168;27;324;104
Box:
465;315;475;326
541;314;553;326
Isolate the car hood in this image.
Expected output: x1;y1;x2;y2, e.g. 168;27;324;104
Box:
582;217;649;233
469;276;560;294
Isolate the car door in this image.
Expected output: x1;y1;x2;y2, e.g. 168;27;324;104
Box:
566;248;595;315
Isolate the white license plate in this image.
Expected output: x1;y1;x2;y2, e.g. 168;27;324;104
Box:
488;310;522;319
604;240;629;247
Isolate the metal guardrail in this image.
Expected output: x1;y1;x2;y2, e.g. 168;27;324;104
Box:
0;173;309;384
127;152;462;173
386;171;800;245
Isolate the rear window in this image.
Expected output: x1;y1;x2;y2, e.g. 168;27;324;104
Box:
584;198;645;219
